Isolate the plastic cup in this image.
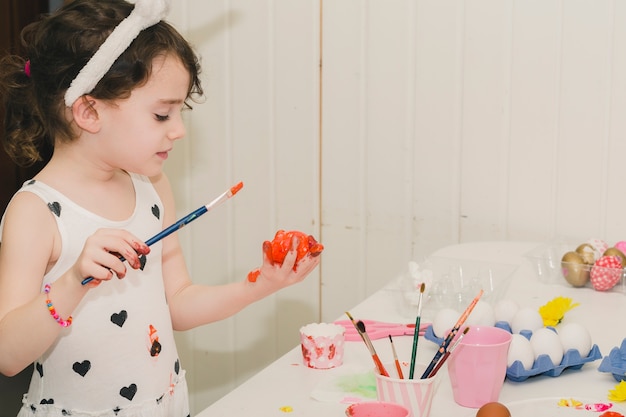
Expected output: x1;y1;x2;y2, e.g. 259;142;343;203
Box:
299;322;345;369
345;401;410;417
374;362;441;417
446;325;512;408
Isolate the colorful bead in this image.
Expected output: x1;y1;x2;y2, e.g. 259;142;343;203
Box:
44;284;73;327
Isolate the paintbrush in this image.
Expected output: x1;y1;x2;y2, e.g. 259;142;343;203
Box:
345;312;389;377
420;289;483;379
388;335;404;379
408;282;425;379
358;320;390;377
427;326;470;378
82;181;244;285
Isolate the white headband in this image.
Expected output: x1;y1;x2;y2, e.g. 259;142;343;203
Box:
64;0;170;107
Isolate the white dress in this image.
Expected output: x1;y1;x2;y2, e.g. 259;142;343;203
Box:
0;173;189;417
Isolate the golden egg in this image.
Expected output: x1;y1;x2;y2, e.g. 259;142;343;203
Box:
476;402;511;417
561;251;590;287
575;243;596;264
603;247;626;267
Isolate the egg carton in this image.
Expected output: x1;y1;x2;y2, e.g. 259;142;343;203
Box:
423;322;602;382
507;344;602;382
598;338;626;382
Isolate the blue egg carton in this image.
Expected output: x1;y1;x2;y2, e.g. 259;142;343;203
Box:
423;322;602;382
507;344;602;382
598;338;626;382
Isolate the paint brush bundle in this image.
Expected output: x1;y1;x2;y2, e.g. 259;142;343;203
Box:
420;289;483;379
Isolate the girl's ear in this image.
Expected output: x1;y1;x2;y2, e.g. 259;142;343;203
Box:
71;95;101;133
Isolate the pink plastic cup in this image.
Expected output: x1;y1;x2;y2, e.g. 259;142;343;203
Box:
374;362;441;417
446;325;512;408
299;322;345;369
345;401;410;417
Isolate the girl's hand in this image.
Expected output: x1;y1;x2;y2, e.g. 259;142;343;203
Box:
251;236;321;291
71;229;150;286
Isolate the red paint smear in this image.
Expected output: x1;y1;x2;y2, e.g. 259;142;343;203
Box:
230;182;244;195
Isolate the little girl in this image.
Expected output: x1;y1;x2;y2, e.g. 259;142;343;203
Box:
0;0;321;416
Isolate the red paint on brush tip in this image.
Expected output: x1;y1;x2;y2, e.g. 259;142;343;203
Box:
231;182;243;195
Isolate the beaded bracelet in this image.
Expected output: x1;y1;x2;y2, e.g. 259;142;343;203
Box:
44;284;73;327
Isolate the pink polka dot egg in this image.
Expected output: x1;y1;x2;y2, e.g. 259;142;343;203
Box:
590;255;622;291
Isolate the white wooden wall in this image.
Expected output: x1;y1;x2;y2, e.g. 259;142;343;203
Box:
165;0;626;413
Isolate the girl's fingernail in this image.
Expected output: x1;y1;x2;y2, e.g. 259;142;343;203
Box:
132;241;150;254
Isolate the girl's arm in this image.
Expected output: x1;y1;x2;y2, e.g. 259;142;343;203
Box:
153;174;321;331
0;192;84;376
0;191;150;376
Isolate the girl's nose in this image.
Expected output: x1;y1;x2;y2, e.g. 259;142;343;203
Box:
168;113;186;141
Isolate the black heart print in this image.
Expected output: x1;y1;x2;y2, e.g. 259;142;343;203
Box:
72;360;91;377
174;359;180;374
39;399;54;404
47;202;61;217
110;310;128;327
151;204;160;219
27;180;36;185
36;362;43;377
139;254;147;271
120;383;137;401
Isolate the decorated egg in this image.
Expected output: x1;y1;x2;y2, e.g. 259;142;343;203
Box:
507;333;535;370
432;308;460;338
590;255;622;291
588;238;609;259
466;301;496;327
575;243;596;265
558;322;592;357
561;251;590;287
615;240;626;254
510;307;544;334
494;299;519;324
604;247;626;267
530;327;564;367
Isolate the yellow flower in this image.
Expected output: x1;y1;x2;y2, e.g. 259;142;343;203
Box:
609;380;626;402
538;296;580;327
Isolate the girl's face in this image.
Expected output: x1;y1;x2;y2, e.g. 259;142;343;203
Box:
95;54;191;177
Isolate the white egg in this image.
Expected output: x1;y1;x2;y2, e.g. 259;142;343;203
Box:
494;299;519;324
507;333;535;370
530;328;564;367
558;322;592;357
510;307;544;334
432;308;460;338
466;300;496;327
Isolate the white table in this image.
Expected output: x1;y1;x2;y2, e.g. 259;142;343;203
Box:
197;241;626;416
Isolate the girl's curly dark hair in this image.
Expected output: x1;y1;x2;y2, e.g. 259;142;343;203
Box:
0;0;203;167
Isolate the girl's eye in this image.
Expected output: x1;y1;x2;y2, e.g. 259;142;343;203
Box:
155;114;170;122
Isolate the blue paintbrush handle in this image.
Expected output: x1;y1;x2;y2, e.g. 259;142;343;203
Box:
80;205;208;285
145;205;207;246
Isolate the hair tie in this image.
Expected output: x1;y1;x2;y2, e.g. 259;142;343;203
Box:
24;60;31;78
63;0;170;107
